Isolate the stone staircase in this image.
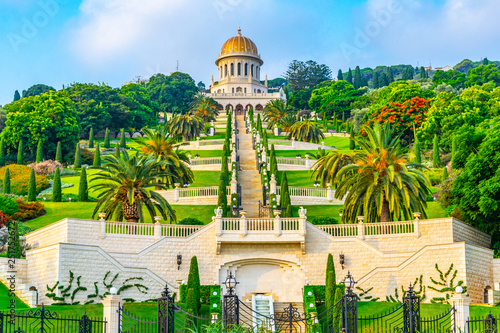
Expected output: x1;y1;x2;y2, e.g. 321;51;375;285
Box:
0;259;38;307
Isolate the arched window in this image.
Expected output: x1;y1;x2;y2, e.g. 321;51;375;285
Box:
256;66;259;78
245;63;248;76
232;88;235;93
231;63;234;76
251;64;254;77
220;66;222;78
244;88;247;93
237;63;241;76
257;89;261;93
224;65;228;77
236;87;242;92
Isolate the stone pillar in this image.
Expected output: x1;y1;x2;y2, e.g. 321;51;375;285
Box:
450;293;471;333
195;138;200;149
274;125;279;136
274;210;282;237
305;154;312;169
298;207;307;236
321;141;325;149
174;183;180;202
357;216;365;240
240;210;247;237
413;212;421;238
214;207;223;236
231;151;237;163
154;216;161;242
326;183;333;202
102;294;123;333
231;178;237;194
262;150;267;164
99;212;106;238
291;137;296;148
270;174;277;194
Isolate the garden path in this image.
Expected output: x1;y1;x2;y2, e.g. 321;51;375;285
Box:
236;115;262;218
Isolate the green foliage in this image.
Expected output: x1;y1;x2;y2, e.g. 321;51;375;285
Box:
23;84;55;97
288;119;324;144
93;143;101;167
185;288;196;314
349;128;355;150
88;128;94;148
146;72;198;114
104;128;110;148
53;168;62;202
279;172;292;217
465;64;500;87
442;167;448;182
120;129;127;148
325;254;336;310
284;60;332;92
0;194;18;215
55;142;62;164
17;140;24;164
7;221;21;259
187;256;201;312
432;134;441;168
428;264;466;304
78;168;88;202
168;114;204;142
36;141;43;163
432;70;466;89
310;217;338;225
114;144;120;159
0;138;4;167
27;168;36;201
413;132;422;164
2;168;10;194
308;80;363;119
0;164;48;195
74;144;81;169
179;217;204;225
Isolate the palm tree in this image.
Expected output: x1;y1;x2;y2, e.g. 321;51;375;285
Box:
288;119;325;143
280;114;297;132
168;114;204;142
191;95;220;123
263;99;289;129
90;151;176;223
312;151;353;186
334;122;430;223
132;124;194;188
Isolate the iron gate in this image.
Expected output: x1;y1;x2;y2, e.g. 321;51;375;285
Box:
421;307;456;333
467;313;498;333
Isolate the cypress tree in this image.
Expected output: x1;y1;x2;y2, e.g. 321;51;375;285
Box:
53;168;62;202
414;135;422;164
342;111;345;124
104;128;110;148
36;140;43;163
7;221;22;259
387;68;394;83
346;121;350;133
451;135;457;170
120;128;127;148
337;69;343;81
373;71;380;89
93;142;101;167
186;288;196;314
89;128;94;148
55;141;62;164
442;167;448;181
280;172;291;217
0;138;5;167
270;144;279;184
325;253;336;309
217;176;228;216
349;128;355;150
13;90;21;102
333;288;343;330
74;143;81;168
115;144;121;159
346;68;353;84
79;167;88;202
354;66;362;89
187;256;201;311
17;140;24;164
433;134;440;168
28;168;36;201
420;66;426;79
3;168;11;194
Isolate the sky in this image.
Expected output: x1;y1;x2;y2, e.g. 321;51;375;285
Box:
1;0;499;105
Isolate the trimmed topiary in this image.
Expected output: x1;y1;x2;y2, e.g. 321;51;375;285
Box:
78;168;88;202
2;168;10;194
7;221;21;259
36;141;43;163
28;168;36;201
104;128;110;148
187;256;201;312
325;253;336;310
53;168;62;202
120;128;127;148
17;140;24;164
55;141;62;164
74;143;81;169
114;144;120;159
89;128;94;148
93;143;101;167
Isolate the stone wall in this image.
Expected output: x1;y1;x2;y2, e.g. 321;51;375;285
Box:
453;218;491;248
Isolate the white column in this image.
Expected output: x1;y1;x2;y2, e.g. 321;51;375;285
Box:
321;141;325;149
291;137;296;148
231;178;237;194
326;183;333;202
305;155;312;169
174;183;180;202
231;151;237;163
274;125;279;136
262;150;267;164
214;207;223;236
298;207;307;236
274;210;282;237
154;218;161;242
102;294;123;333
413;212;421;238
195;138;200;149
240;211;247;237
450;293;471;333
99;212;106;238
270;174;277;194
357;216;365;240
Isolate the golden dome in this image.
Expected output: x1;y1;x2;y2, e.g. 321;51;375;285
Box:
219;27;259;57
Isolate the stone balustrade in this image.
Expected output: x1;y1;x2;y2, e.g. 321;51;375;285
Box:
274;186;345;205
157;185;231;205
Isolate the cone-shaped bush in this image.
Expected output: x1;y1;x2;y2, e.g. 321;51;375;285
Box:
93;142;101;167
7;221;21;259
187;256;201;312
36;141;43;163
433;134;440;168
349;128;355;150
0;138;5;167
186;288;196;314
79;167;88;202
442;167;448;181
89;128;94;148
104;128;110;148
3;168;11;194
53;168;62;202
55;141;62;163
270;144;279;183
120;128;127;148
74;143;81;169
332;288;343;330
217;177;228;216
280;172;292;216
325;253;337;309
114;144;120;159
17;140;24;164
414;135;422;164
28;168;36;201
346;121;350;134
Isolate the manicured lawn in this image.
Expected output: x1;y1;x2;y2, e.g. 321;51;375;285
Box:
277;171;316;187
24;202;217;229
187;150;224;158
275;150;323;158
323;136;351;150
192;171;220;186
0;282;30;310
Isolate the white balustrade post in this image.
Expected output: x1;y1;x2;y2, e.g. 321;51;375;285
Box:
413;212;421;238
450;292;470;333
154;216;161;242
231;150;237;163
214;207;223;236
270;174;277;194
262;150;267;164
305;154;311;169
298;207;307;236
231;178;238;194
321;141;325;149
274;125;279;136
326;183;333;202
357;216;365;240
274;210;282;237
99;212;106;238
291;137;296;148
174;183;180;202
102;294;123;333
240;210;247;237
195;138;200;149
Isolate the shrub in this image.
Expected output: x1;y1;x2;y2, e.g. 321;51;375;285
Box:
28;160;63;175
80;148;94;165
310;217;338;225
0;195;19;215
10;199;45;221
179;218;204;225
53;168;62;202
187;256;201;312
7;221;21;259
0;164;49;195
423;168;442;186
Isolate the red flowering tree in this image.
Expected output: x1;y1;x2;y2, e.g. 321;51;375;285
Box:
363;97;431;143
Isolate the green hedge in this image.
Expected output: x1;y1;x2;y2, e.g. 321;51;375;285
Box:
179;284;220;305
305;284;345;305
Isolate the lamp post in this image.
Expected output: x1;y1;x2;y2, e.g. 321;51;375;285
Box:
341;271;358;333
223;272;239;325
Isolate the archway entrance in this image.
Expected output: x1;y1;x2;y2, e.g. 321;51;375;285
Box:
256;104;263;112
235;104;244;115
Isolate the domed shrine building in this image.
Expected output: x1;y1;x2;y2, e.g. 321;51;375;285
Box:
207;27;286;114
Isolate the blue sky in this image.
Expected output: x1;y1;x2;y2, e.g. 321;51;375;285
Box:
1;0;499;105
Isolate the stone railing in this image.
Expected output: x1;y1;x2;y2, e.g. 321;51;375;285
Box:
315;217;418;239
199;139;225;146
189;157;222;166
158;185;231;205
103;220;203;238
277;186;327;198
